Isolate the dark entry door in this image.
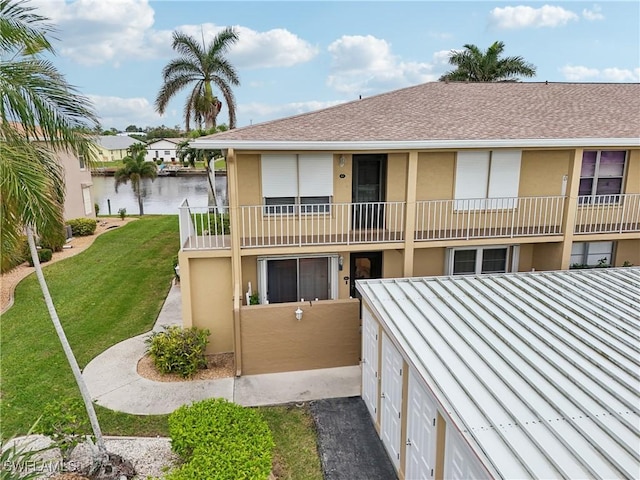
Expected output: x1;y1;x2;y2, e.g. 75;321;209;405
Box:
350;252;383;299
352;154;386;229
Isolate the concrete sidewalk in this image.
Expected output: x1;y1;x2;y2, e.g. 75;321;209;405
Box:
83;282;360;415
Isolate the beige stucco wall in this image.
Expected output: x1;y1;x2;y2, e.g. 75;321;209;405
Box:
186;257;234;353
55;149;95;220
236;153;262;205
416;152;455;201
386;153;407;201
383;249;403;279
240;299;360;375
531;243;564;271
624;149;639;194
519;150;572;196
413;248;446;277
517;244;535;272
615;239;640;266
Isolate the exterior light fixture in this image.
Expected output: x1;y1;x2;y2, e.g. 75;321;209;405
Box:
295;307;303;321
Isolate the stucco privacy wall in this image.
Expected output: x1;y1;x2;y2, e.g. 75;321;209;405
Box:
240;299;360;375
184;256;234;353
413;248;446;276
616;239;640;266
532;242;564;271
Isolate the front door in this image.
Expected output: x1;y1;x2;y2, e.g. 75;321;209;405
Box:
352;154;386;229
350;251;383;299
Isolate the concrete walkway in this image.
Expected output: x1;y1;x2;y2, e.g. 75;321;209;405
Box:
83;282;360;415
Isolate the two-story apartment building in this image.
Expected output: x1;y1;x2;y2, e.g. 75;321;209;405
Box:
96;135;143;162
178;82;640;377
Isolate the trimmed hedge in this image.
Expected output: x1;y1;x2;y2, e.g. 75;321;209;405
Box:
145;326;209;378
167;399;274;480
67;218;97;236
27;248;52;266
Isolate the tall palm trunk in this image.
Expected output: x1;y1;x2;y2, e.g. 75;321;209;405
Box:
25;226;106;454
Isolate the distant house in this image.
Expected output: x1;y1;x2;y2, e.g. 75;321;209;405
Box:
96;135;144;162
145;138;185;163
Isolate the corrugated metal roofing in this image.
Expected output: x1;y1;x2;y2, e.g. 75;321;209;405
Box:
357;267;640;480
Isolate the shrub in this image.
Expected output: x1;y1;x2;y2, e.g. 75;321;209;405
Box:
36;398;92;460
67;218;97;236
145;326;210;378
166;399;274;480
27;248;52;266
1;236;28;273
94;203;100;215
118;208;126;220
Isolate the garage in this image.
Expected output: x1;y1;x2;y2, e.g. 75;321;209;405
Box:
357;267;640;479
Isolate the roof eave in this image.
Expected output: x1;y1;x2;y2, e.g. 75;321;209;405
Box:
190;138;640;151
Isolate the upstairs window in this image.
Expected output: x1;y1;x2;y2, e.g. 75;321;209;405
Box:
261;154;333;214
454;150;521;209
579;151;626;201
78;155;86;170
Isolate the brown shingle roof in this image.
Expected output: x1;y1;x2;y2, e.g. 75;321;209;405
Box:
200;82;640;145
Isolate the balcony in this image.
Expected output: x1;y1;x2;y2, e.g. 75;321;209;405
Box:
414;196;566;241
179;194;640;251
574;194;640;234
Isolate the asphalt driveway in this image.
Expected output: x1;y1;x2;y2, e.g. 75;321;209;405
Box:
310;397;397;480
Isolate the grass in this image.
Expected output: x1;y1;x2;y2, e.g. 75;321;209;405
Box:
1;216;178;437
0;215;323;479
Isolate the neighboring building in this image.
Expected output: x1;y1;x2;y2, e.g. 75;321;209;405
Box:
145;138;184;163
56;148;95;220
178;82;640;377
96;135;143;161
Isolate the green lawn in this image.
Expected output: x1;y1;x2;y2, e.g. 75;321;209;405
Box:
0;215;322;478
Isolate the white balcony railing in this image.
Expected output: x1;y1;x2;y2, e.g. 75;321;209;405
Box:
179;200;231;250
575;194;640;234
240;201;405;247
414;196;566;241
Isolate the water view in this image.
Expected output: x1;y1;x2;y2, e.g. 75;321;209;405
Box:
92;174;228;215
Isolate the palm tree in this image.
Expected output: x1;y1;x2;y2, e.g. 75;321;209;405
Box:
1;2;133;474
114;149;158;215
439;41;536;82
155;28;240;131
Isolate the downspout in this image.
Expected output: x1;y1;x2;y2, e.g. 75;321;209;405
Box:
226;148;243;376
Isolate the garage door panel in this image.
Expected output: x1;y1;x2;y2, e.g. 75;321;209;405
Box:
406;370;437;479
381;335;403;470
361;308;379;420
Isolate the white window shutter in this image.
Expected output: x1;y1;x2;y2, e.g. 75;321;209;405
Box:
298;153;333;197
455;151;490;209
82;187;93;215
261;154;297;197
488;150;521;199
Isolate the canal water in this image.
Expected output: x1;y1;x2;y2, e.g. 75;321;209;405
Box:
92;174;228;215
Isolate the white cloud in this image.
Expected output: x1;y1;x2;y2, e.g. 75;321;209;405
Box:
326;35;437;95
432;49;455;67
489;5;579;29
560;65;640;82
582;5;604;21
238;100;345;123
88;95;164;129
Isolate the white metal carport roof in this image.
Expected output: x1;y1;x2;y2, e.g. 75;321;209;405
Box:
357;267;640;480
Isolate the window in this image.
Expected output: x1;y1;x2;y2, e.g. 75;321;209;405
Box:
257;255;339;304
446;246;519;275
454;150;521;209
261;154;333;214
164;150;171;156
570;241;614;267
579;151;626;201
78;155;86;170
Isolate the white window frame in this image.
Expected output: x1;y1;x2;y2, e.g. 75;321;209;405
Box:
454;150;521;210
445;245;519;276
570;241;614;268
261;154;333;215
257;254;339;304
579;150;627;203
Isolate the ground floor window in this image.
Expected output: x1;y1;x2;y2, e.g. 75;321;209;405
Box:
570;241;614;268
446;246;519;275
258;255;339;304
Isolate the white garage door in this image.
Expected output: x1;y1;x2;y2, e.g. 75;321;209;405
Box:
361;308;379;420
381;334;403;471
406;370;437;479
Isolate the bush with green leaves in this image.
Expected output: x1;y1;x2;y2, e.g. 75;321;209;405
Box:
36;398;92;460
27;248;52;266
146;326;210;378
118;208;127;220
67;218;97;236
166;399;274;480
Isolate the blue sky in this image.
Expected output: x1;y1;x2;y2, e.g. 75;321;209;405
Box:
33;0;640;130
